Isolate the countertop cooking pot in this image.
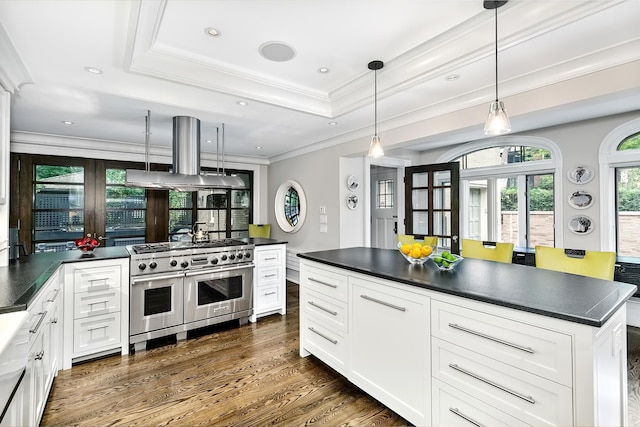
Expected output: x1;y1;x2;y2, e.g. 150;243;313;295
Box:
190;222;210;243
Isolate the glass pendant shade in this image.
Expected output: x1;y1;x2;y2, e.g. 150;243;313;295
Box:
368;135;384;158
484;100;511;135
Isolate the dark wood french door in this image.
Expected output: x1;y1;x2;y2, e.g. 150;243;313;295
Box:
404;162;460;254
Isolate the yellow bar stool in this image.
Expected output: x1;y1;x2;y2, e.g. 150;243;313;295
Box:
534;246;616;280
248;224;271;238
398;234;437;247
461;239;514;263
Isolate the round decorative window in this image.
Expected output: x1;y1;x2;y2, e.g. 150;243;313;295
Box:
275;180;307;233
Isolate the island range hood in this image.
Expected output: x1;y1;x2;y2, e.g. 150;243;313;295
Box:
125;115;245;190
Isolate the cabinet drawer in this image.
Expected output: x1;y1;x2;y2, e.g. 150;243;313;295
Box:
304;289;348;333
256;249;283;267
255;285;281;312
73;313;121;354
303;265;348;302
74;289;120;319
73;264;122;294
431;299;572;386
303;317;347;375
432;337;573;427
432;379;532;427
256;266;283;286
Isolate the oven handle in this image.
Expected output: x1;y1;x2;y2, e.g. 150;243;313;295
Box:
131;272;185;284
184;263;254;277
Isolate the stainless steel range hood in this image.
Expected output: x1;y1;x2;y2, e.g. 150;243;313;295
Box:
125;116;245;190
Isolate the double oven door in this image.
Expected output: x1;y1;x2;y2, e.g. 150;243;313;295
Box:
130;263;254;338
130;272;184;336
184;264;254;324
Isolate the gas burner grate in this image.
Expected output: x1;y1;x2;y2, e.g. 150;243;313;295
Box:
131;243;172;254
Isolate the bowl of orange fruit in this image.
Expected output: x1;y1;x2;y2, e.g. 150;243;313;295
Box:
398;242;434;265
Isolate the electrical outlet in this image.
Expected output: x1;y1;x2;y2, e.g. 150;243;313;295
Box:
320;206;326;214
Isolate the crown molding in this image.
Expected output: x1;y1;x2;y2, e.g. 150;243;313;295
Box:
0;22;32;93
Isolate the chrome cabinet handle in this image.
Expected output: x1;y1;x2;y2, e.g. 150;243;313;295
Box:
449;407;485;427
449;363;535;404
308;327;338;344
308;277;337;288
308;301;338;316
29;311;47;334
263;273;277;278
34;350;45;361
360;294;406;312
264;291;277;296
448;323;534;354
265;257;277;261
47;288;60;302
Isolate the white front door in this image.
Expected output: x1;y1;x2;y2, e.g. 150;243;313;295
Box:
370;166;397;249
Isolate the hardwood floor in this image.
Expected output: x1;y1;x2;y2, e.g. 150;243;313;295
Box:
41;282;410;427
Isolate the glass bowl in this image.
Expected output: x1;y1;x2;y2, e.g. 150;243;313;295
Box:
429;251;463;271
397;243;433;265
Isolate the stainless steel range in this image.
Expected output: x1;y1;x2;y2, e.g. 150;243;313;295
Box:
127;239;254;352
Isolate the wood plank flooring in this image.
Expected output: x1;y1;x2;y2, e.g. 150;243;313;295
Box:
41;282;410;427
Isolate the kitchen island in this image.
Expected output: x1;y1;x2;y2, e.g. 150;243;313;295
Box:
298;247;637;427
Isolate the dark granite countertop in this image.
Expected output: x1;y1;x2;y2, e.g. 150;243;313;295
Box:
241;238;287;246
298;247;637;327
0;247;130;314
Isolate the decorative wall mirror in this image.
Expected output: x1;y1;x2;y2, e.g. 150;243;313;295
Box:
275;180;307;233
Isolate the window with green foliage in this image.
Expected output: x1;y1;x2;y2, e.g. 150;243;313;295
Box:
617;132;640;151
456;145;555;249
105;169;146;245
169;171;252;241
616;132;640;256
15;154;253;252
33;164;85;252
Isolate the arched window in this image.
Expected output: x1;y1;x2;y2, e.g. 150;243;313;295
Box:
438;136;562;249
599;119;640;258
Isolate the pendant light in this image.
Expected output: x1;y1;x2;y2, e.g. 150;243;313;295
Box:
367;60;384;158
484;0;511;136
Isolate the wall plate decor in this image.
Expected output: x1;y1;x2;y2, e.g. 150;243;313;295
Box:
567;166;594;184
568;215;593;235
347;194;358;210
568;191;594;209
347;175;359;191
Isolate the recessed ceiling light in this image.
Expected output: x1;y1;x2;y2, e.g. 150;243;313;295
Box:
445;74;460;81
205;139;213;143
84;66;103;74
328;122;338;126
205;27;221;37
259;41;296;62
318;67;330;74
62;121;74;125
255;146;262;150
237;101;248;106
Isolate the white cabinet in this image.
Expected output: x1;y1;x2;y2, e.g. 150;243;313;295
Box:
299;258;630;427
349;276;430;426
20;267;61;427
300;262;349;375
63;258;129;369
250;244;286;322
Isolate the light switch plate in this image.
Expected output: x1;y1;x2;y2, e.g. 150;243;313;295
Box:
320;205;326;214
